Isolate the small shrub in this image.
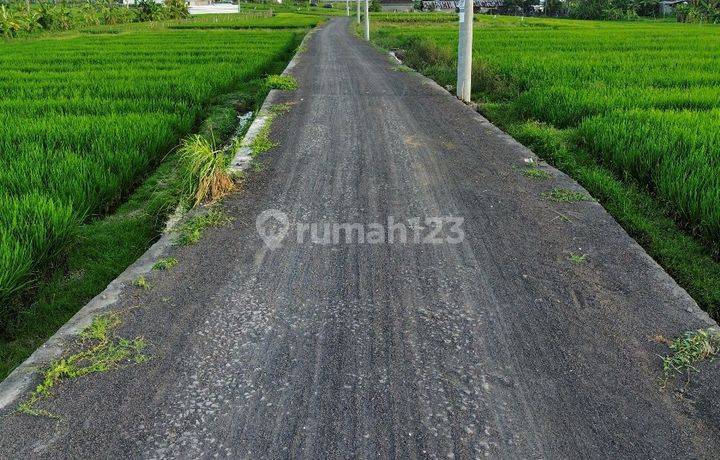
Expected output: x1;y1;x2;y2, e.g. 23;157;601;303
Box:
662;329;720;379
152;257;178;270
178;135;235;207
265;74;298;91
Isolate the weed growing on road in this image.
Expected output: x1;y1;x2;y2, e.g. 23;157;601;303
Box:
133;276;151;290
568;252;587;264
542;188;593;203
521;166;551;180
175;209;232;246
250;116;279;157
265;74;298;91
661;329;720;381
251;160;266;172
152;258;178;271
269;103;293;115
18;314;147;418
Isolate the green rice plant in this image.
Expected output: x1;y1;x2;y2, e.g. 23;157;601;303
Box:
0;16;308;320
169;13;322;30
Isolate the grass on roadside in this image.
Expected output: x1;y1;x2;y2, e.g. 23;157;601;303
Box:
568;252;587;264
520;165;551;180
18;314;147;418
541;188;593;203
661;329;720;381
250;115;280;157
174;209;233;246
152;257;178;271
178;135;235;207
265;74;298;91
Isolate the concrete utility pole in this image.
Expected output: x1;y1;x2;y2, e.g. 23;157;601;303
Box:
364;0;370;41
456;0;473;102
346;0;350;16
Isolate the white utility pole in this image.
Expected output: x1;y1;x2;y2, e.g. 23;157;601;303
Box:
346;0;350;16
364;0;370;40
357;0;361;24
456;0;473;102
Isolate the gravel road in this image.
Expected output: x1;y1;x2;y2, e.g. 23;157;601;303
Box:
0;17;718;459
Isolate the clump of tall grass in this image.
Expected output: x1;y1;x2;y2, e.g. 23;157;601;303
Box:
177;135;235;207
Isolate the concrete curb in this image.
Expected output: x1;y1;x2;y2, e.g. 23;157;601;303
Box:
0;25;319;413
0;224;180;412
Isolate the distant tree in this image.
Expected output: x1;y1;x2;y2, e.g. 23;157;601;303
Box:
134;0;161;22
676;0;720;22
567;0;611;18
164;0;189;19
630;0;659;16
544;0;566;15
505;0;540;15
369;0;382;11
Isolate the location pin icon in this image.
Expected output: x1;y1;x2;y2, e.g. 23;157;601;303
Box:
256;209;289;250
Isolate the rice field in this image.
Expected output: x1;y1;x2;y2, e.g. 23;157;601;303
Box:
0;14;312;307
371;15;720;249
168;12;323;29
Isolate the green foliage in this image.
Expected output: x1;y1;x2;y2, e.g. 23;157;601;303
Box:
265;74;299;90
133;275;150;290
250;116;279;156
676;1;720;22
178;135;235;207
163;0;189;20
152;257;178;271
18;313;147;418
662;329;720;379
175;209;233;246
133;0;161;22
0;0;192;38
520;165;551;180
0;18;303;322
369;0;382;12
